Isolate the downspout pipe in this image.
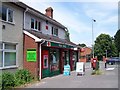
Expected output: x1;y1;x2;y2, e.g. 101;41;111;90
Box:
39;40;45;80
24;8;29;29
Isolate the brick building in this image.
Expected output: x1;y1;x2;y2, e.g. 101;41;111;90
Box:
80;47;92;62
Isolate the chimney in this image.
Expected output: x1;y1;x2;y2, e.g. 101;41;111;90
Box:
45;7;53;18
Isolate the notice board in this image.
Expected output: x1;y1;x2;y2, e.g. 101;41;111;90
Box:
27;49;37;62
76;62;84;73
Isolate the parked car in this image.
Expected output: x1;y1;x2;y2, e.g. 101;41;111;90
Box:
106;57;120;65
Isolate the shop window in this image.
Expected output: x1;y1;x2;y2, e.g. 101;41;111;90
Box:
63;51;69;65
50;49;59;71
0;43;17;69
43;55;48;68
0;5;14;23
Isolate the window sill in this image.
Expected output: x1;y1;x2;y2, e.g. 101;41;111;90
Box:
0;19;15;25
52;35;58;37
31;28;42;32
0;65;18;70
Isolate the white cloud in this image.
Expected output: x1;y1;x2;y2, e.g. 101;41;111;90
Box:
101;15;118;24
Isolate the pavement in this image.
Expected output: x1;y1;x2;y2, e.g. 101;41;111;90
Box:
25;61;118;88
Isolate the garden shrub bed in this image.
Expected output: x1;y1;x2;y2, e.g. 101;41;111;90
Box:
0;69;36;89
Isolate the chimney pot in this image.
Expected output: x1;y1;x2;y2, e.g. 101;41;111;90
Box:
45;7;53;18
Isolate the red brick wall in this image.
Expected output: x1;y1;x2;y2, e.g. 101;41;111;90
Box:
23;34;39;78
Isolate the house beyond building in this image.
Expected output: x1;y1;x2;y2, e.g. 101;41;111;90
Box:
0;1;78;80
80;47;92;62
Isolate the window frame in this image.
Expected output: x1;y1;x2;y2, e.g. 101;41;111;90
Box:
0;5;14;23
52;27;58;36
30;18;41;31
7;8;14;23
0;43;17;69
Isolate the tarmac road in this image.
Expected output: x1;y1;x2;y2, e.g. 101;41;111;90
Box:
25;61;118;88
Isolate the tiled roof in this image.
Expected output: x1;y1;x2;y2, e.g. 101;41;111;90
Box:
24;30;76;47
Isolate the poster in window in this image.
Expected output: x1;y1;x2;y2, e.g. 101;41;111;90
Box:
43;55;48;68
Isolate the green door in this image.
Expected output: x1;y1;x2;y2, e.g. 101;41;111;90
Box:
42;50;50;78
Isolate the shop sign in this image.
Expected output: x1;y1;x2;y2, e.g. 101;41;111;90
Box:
50;42;74;49
27;49;36;62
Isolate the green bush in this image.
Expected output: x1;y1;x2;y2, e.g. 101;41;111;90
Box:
91;69;102;75
2;72;15;89
0;74;2;90
0;69;34;89
15;69;33;86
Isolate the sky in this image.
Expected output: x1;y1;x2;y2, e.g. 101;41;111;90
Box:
20;0;118;47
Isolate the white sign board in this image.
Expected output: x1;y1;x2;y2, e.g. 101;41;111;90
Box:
76;62;84;73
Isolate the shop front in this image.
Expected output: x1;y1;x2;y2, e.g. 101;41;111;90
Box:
23;30;78;79
41;47;60;78
41;41;78;78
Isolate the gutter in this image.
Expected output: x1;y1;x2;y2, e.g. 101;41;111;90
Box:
24;8;29;29
39;40;45;80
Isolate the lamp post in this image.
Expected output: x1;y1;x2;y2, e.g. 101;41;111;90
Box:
106;50;107;58
92;19;96;58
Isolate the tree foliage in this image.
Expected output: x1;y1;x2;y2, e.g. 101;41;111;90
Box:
114;29;120;52
94;34;117;60
78;43;86;47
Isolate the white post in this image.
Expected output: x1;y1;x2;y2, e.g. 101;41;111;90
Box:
92;20;94;58
39;40;45;80
39;44;42;80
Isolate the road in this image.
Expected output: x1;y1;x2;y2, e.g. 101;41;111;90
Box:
25;61;118;88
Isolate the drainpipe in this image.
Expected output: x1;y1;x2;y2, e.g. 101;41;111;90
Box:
24;8;29;29
39;40;45;80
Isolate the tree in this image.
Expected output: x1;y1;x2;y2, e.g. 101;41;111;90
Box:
78;43;86;47
94;34;117;60
114;29;120;53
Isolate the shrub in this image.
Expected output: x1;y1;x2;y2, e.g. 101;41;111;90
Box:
2;72;15;89
0;69;34;89
91;69;102;75
15;69;33;86
0;74;2;90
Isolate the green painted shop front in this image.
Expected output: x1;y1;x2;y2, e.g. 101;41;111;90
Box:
41;48;60;78
41;41;77;78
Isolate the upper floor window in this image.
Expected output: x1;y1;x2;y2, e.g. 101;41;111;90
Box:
31;18;41;31
0;6;14;23
52;27;58;36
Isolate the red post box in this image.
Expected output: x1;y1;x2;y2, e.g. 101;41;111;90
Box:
91;58;97;70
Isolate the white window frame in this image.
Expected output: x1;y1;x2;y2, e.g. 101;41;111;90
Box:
0;6;14;24
30;18;41;31
0;43;18;69
52;27;58;36
7;8;14;23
